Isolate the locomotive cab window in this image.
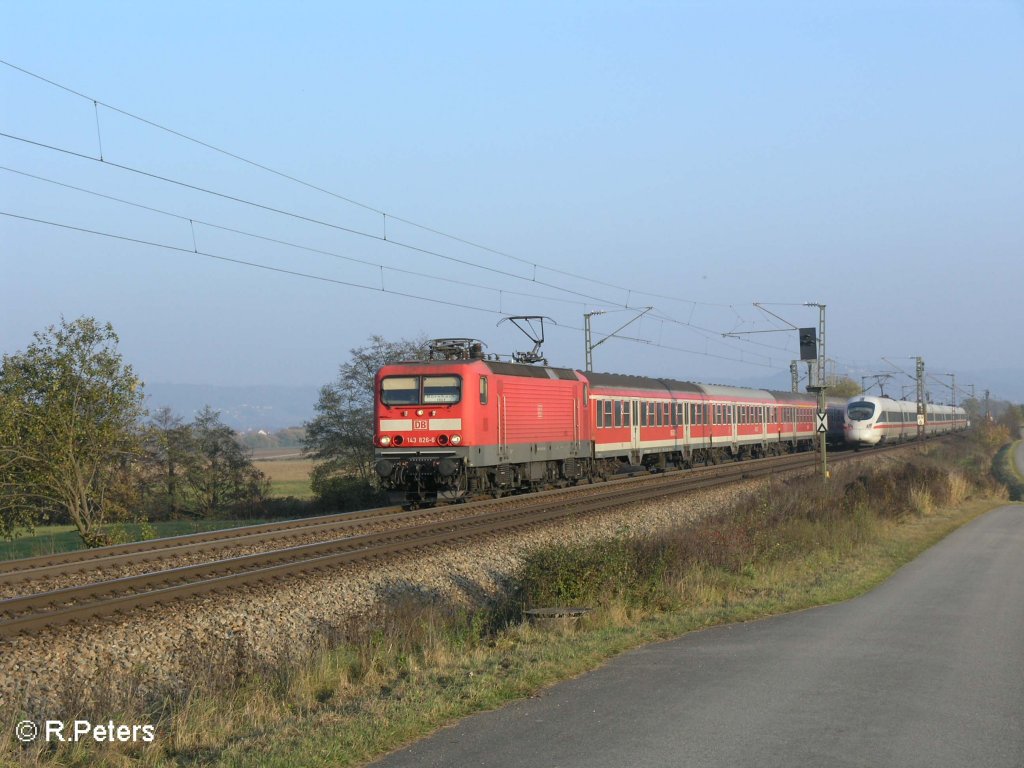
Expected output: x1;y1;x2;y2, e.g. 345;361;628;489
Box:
381;377;419;405
423;375;461;404
381;375;462;405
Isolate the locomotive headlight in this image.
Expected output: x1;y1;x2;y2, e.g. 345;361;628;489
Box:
416;409;425;416
379;436;391;446
451;434;462;445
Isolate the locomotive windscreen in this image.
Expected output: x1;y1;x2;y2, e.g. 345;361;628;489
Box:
381;375;462;405
423;375;461;403
847;401;875;421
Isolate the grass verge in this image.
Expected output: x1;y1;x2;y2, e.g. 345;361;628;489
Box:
0;520;271;563
992;440;1024;501
2;431;1014;767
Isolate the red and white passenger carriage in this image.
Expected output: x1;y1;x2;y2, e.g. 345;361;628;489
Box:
373;339;843;507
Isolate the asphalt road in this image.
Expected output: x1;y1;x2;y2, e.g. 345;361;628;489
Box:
372;503;1024;768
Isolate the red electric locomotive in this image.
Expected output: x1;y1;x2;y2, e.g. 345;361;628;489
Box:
373;339;592;506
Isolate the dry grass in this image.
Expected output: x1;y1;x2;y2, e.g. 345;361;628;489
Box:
2;433;1012;768
253;458;316;500
252;458;316;483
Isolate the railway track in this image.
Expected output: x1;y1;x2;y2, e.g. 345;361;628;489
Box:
0;439;923;638
0;506;401;580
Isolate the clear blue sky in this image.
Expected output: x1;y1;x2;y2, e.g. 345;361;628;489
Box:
2;1;1022;400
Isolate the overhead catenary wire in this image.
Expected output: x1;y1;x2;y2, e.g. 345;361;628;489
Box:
0;130;619;308
2;59;806;369
2;207;788;371
0;210;507;316
0;166;593;310
0;136;780;364
0;57;744;313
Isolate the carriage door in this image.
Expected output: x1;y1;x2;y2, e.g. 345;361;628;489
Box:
630;400;642;463
496;391;509;463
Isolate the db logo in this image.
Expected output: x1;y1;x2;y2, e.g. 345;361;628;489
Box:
412;420;428;430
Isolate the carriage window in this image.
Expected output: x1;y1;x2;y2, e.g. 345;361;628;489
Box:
381;376;419;405
614;400;622;428
423;375;461;404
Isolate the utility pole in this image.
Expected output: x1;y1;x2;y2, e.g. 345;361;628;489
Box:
583;311;604;372
804;302;828;480
725;302;828;479
583;307;652;372
915;357;926;439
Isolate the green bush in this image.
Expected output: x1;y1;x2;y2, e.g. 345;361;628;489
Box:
311;475;389;512
514;440;1000;615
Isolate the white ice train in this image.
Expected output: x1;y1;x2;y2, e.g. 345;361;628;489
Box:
844;395;969;447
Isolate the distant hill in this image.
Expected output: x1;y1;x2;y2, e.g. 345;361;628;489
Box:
144;383;320;431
